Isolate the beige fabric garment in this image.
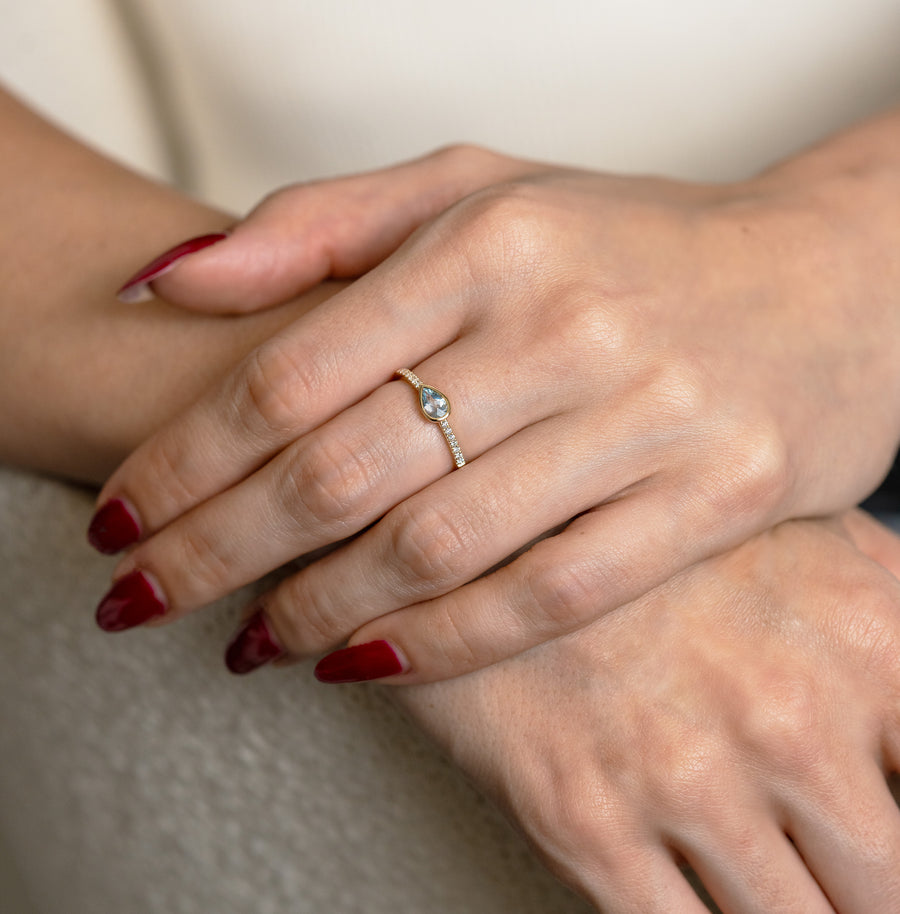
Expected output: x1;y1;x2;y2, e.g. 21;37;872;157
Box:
1;2;899;912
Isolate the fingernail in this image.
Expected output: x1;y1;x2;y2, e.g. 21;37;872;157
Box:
314;640;406;684
96;570;166;632
116;232;229;303
87;498;141;555
225;610;285;675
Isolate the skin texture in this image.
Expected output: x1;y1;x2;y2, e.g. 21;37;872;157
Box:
0;86;335;481
2;83;900;911
95;111;900;683
399;511;900;913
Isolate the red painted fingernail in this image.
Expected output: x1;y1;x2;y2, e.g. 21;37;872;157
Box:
314;640;406;684
116;232;229;303
225;610;285;675
87;498;141;555
96;570;166;632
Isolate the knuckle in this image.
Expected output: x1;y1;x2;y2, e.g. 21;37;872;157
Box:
552;787;608;849
656;732;731;820
700;421;792;522
254;182;302;211
731;428;792;515
138;434;208;518
636;361;792;525
643;359;710;426
173;524;234;600
827;578;900;682
550;298;632;365
427;141;498;169
431;601;482;672
242;337;325;436
530;781;672;914
526;766;621;860
274;576;346;650
523;557;602;634
740;670;824;774
453;183;551;281
388;501;477;594
286;434;384;530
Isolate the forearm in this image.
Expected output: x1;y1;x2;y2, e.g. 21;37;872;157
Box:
762;103;900;187
0;86;335;482
757;104;900;277
750;103;900;316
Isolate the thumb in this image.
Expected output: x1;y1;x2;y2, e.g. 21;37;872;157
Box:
117;145;532;314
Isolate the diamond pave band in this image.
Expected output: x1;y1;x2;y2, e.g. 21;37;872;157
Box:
396;369;466;468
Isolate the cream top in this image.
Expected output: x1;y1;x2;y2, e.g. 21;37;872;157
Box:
2;1;899;210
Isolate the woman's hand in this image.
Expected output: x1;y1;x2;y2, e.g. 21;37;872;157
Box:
396;511;900;912
90;111;900;681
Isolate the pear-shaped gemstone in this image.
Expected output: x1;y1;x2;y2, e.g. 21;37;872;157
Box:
420;385;450;421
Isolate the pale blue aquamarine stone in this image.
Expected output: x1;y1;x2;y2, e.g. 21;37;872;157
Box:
420;385;449;420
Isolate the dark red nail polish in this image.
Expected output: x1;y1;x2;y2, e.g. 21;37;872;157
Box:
225;610;285;675
314;640;405;684
87;498;141;555
116;232;229;303
96;570;166;632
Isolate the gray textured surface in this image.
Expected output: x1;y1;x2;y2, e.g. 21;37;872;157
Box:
0;829;35;914
0;466;590;914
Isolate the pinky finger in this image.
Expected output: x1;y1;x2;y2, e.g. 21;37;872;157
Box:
315;494;716;685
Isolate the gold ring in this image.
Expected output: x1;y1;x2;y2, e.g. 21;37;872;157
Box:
396;369;466;468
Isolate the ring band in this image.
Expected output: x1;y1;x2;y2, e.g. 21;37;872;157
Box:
396;369;466;468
